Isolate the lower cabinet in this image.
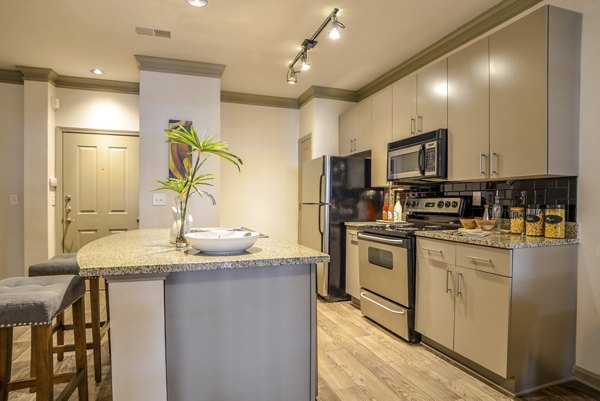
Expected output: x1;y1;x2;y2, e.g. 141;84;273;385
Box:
415;237;578;395
345;227;360;299
416;238;510;377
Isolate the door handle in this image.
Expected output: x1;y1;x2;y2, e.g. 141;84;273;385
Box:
446;269;452;294
491;151;498;175
456;272;463;297
66;218;77;223
410;117;416;135
357;232;405;246
417;115;423;133
418;144;426;176
479;153;488;176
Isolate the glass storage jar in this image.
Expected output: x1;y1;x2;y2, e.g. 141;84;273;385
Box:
545;205;566;239
525;205;545;236
510;207;525;234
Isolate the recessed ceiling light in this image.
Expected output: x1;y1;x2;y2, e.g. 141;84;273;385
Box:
187;0;208;7
90;68;105;75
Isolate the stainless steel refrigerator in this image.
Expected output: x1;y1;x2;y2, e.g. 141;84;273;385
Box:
299;155;383;302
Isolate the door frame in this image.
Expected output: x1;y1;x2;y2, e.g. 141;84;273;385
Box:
54;127;139;255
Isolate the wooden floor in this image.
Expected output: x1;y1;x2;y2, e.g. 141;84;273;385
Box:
6;296;600;400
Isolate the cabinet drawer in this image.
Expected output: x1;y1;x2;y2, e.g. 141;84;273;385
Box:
456;244;512;277
360;289;410;341
417;238;456;265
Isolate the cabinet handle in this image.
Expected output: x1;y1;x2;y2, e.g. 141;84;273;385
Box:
446;269;452;294
491;151;498;175
456;272;463;297
361;292;406;314
417;115;423;133
422;247;442;254
479;153;488;176
465;255;492;263
410;117;416;135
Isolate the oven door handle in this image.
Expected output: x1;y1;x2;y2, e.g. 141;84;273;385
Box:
361;292;406;315
358;232;405;246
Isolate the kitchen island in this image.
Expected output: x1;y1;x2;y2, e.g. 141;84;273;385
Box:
77;229;329;401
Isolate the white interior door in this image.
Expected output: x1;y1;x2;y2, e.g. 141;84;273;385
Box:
62;132;139;252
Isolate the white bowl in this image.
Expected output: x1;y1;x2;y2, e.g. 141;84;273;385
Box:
184;231;260;254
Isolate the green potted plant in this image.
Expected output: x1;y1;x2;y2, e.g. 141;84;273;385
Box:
154;124;242;248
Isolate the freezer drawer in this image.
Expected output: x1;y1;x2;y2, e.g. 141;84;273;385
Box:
360;289;410;341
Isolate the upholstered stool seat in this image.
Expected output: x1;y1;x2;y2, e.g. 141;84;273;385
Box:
29;254;109;383
0;275;88;400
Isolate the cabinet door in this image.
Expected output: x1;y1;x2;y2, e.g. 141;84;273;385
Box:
454;267;511;378
392;74;417;140
489;7;547;178
339;106;357;156
415;239;455;350
345;228;359;298
447;38;490;181
353;98;372;154
416;59;448;133
371;87;392;187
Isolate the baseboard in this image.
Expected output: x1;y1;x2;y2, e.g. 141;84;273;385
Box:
574;365;600;392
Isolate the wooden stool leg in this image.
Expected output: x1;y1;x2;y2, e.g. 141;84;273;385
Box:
0;328;13;401
32;325;53;401
56;312;65;361
89;278;102;383
72;296;89;401
29;331;36;393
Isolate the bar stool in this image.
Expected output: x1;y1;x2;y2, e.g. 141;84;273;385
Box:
0;275;88;401
29;254;109;383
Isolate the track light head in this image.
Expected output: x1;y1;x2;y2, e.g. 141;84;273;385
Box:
287;68;298;85
329;15;344;40
300;50;310;71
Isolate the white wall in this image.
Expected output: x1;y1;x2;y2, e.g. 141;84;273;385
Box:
299;98;353;159
0;83;24;278
576;2;600;379
220;103;299;241
138;70;221;229
55;88;139;131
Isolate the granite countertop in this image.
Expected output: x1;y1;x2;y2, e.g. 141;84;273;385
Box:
77;229;329;277
415;230;579;249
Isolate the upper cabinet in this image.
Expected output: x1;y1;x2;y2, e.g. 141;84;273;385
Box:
447;38;490;181
488;5;581;179
370;87;393;187
448;5;581;181
339;97;372;156
392;60;448;141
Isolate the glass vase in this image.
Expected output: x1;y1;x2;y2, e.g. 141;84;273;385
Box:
171;197;193;248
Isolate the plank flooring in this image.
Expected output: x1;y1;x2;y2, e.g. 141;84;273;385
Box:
5;296;599;400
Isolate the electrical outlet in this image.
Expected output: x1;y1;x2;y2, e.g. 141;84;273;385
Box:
472;191;482;207
152;193;167;206
9;194;18;205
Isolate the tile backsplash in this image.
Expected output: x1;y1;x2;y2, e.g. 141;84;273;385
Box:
393;177;577;222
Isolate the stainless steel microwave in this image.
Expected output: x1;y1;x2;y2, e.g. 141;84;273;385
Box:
387;129;448;182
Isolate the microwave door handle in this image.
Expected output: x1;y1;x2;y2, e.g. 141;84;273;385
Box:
418;144;426;176
389;158;394;180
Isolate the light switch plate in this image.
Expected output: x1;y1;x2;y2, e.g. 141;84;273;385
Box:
472;191;482;207
153;193;167;206
9;194;18;205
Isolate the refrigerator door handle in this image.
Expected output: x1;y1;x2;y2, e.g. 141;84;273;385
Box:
318;173;325;204
318;204;324;236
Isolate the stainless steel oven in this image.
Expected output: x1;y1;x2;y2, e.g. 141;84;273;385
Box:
358;231;418;342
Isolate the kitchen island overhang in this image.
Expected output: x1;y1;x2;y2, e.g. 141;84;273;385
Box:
77;229;329;401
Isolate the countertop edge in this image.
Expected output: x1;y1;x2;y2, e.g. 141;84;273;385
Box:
415;230;579;249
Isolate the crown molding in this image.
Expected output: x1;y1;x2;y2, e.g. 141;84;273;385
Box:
0;69;23;85
357;0;544;100
15;66;58;84
221;91;299;109
56;75;139;95
135;55;226;78
298;86;358;108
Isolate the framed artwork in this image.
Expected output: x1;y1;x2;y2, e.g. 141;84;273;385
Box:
168;119;192;179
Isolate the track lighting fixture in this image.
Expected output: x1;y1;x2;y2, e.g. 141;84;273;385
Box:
286;8;345;84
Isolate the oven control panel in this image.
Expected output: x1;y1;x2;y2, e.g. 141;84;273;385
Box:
403;197;464;214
